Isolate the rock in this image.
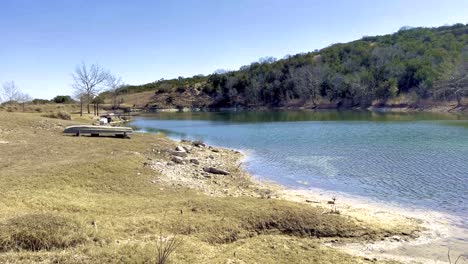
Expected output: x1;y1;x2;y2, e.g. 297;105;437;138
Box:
305;199;321;204
211;148;220;153
172;151;188;157
203;167;230;175
175;146;186;152
171;156;184;164
167;162;175;166
190;159;200;165
192;140;206;147
208;155;214;159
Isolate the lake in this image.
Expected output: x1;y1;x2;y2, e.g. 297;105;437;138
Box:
130;110;468;227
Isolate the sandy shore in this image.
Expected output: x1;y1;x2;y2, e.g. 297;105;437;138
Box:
145;137;468;264
280;188;468;264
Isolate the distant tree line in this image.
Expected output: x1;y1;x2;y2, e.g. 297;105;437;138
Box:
112;23;468;108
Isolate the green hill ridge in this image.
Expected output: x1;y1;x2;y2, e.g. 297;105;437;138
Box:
105;23;468;110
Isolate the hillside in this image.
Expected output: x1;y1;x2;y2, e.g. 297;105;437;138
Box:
104;24;468;111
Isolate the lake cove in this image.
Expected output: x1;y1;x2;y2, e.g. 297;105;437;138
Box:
131;110;468;261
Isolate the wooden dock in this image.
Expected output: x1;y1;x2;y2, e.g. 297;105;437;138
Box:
63;125;133;138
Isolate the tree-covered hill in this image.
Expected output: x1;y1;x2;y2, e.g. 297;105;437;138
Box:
106;23;468;110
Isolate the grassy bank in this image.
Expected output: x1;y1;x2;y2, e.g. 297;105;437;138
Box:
0;111;419;263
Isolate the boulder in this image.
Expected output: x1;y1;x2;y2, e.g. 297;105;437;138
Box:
203;167;230;175
192;141;206;148
171;156;184;164
190;159;200;165
172;151;188;158
175;146;186;152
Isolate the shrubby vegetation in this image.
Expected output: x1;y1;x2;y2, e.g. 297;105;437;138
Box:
113;24;467;108
52;95;75;104
42;110;72;120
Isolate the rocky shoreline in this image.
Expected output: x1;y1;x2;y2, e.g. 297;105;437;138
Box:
147;139;275;198
144;137;466;264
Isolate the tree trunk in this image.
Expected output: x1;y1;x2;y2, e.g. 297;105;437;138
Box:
97;104;99;116
80;99;83;116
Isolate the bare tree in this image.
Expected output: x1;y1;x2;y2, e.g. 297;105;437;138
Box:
1;82;32;111
105;73;124;109
434;49;468;106
73;92;87;117
17;92;32;112
71;62;108;114
290;65;325;107
1;81;20;103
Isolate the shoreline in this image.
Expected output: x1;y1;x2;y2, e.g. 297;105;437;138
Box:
147;133;467;263
138;101;468;114
244;159;468;264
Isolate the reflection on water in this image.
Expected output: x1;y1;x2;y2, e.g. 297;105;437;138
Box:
139;109;468;123
131;110;468;227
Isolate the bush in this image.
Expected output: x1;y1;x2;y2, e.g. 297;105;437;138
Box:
31;99;51;105
0;214;88;251
52;95;74;104
42;111;72;120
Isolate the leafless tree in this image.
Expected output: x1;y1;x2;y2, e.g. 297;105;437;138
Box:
73;91;87;117
433;47;468;106
105;73;124;109
71;62;109;114
1;82;32;111
1;81;20;103
290;65;325;107
17;92;32;112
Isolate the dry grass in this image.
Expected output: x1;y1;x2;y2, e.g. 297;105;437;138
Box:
0;103;80;114
103;90;155;108
41;110;72;120
0;111;411;263
0;214;89;251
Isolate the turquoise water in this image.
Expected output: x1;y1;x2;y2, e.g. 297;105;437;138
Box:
130;110;468;225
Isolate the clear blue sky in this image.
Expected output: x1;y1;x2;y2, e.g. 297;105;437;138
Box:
1;0;467;99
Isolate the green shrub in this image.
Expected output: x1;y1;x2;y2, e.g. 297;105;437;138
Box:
0;214;88;251
31;99;51;105
52;95;74;104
